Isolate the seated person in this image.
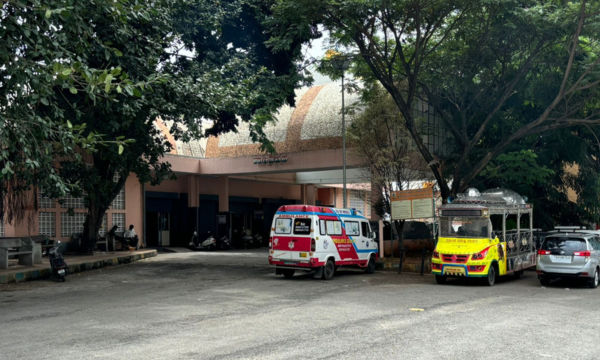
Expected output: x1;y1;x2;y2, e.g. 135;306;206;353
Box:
124;224;141;250
108;225;135;251
457;226;466;236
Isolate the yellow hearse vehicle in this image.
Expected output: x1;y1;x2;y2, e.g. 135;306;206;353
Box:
432;188;536;286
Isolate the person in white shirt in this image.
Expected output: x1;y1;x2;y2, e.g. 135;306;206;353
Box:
124;224;142;250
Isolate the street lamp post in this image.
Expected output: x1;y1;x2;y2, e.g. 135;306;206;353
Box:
332;57;351;208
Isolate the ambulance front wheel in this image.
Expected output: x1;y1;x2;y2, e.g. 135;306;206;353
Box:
435;275;447;284
365;256;376;274
323;259;335;280
282;269;295;279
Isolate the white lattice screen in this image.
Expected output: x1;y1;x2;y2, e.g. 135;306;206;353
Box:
112;213;125;232
60;212;86;237
111;174;125;210
39;212;56;237
39;190;55;208
349;190;366;214
61;194;85;209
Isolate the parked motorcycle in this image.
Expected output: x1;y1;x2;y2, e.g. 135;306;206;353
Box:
48;241;68;282
232;227;254;249
252;233;263;248
218;235;231;250
189;230;217;251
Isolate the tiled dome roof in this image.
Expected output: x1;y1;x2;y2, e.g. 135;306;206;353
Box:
159;83;362;158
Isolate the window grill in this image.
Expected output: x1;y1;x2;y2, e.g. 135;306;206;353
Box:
349;190;365;213
39;212;56;237
112;213;125;232
0;219;4;237
39;190;55;209
111;173;125;210
413;100;450;156
60;212;86;237
61;194;85;209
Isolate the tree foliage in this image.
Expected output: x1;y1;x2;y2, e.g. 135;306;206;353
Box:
51;0;314;251
0;0;153;223
2;0;316;249
269;0;600;208
347;85;428;217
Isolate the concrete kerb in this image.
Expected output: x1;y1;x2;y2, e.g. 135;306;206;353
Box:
0;250;157;284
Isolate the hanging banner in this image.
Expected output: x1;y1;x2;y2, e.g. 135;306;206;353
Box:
390;188;434;220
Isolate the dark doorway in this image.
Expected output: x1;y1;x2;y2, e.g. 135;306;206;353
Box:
146;211;159;247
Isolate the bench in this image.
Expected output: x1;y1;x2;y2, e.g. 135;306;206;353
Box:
0;238;34;269
71;232;122;253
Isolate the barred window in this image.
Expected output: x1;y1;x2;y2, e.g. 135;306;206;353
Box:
98;214;108;236
61;193;85;209
112;213;125;232
413;100;450;156
39;190;55;209
349;190;366;214
111;173;125;210
39;212;56;237
0;218;4;237
60;212;86;237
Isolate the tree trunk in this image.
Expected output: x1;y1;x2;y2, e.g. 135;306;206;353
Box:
81;200;108;254
394;220;405;257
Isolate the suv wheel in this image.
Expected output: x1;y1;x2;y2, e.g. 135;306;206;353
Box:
589;269;599;289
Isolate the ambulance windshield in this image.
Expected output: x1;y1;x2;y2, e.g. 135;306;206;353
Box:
440;217;489;238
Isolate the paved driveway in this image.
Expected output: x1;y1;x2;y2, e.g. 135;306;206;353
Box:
1;249;599;359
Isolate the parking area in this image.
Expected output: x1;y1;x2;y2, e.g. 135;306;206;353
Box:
1;250;599;359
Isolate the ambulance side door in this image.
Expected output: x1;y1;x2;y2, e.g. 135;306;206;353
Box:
361;221;377;258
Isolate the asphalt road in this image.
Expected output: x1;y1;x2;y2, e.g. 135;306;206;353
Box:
1;249;599;360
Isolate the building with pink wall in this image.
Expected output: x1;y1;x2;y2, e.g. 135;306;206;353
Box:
1;83;441;247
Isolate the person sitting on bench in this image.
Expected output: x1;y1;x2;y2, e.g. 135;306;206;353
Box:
108;225;135;251
124;224;141;250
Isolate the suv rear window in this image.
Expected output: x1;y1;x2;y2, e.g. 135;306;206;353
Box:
542;237;587;252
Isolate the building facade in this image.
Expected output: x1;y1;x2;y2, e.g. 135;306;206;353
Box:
3;83;445;246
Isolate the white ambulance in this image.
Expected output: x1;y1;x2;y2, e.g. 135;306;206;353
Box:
268;205;379;280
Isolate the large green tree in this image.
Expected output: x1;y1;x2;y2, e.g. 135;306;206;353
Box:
269;0;600;204
0;0;151;224
52;0;316;252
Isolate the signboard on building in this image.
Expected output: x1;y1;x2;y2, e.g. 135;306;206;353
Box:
390;188;434;220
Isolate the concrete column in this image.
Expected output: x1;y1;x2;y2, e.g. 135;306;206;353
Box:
300;185;306;204
218;176;229;212
306;184;316;206
379;221;384;258
187;175;199;208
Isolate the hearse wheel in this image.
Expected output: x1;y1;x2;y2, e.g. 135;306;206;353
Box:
282;269;295;279
485;265;496;286
514;270;524;279
323;259;335;280
365;256;376;274
435;275;447;284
